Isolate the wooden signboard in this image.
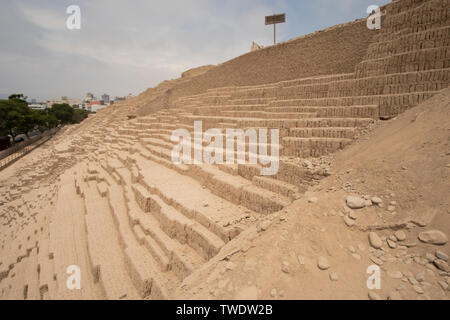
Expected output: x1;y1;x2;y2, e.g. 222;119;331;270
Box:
265;14;286;44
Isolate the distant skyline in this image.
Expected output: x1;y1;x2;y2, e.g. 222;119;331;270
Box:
0;0;390;101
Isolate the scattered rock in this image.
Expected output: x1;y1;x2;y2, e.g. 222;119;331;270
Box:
394;230;406;241
435;250;449;262
308;197;318;204
270;288;277;297
351;253;361;260
415;272;425;282
388;270;403;279
413;285;424;294
408;277;419;286
346;196;366;209
433;259;450;272
344;215;356;227
370;256;383;265
258;220;272;232
368;291;382;300
418;230;448;245
317;256;330;270
371;197;383;205
329;272;339;281
348;211;358;220
438;281;449;291
297;255;306;266
281;261;290;274
387;239;397;249
425;252;436;262
225;262;236;271
368;232;383;249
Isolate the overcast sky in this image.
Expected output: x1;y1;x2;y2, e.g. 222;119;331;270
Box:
0;0;389;101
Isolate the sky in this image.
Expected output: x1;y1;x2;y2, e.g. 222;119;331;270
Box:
0;0;390;102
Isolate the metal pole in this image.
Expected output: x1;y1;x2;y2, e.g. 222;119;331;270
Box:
274;23;276;45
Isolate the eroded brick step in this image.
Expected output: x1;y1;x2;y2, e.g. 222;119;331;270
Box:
131;183;223;262
189;164;291;214
237;117;374;129
366;26;450;59
220;111;317;119
289;127;356;139
278;73;355;87
282;137;352;157
77;168;141;300
128;153;245;244
98;167;180;298
238;162;325;191
48;171;100;299
356;46;450;77
193;104;268;114
265;106;379;119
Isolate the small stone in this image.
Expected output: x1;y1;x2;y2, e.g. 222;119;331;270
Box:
425;253;436;262
297;255;306;266
346;196;366;209
317;256;330;270
329;272;339;281
371;197;383;205
408;277;419;286
388;270;403;279
418;230;448;245
370;256;383;265
352;253;361;260
349;211;358;220
436;250;449;262
270;288;277;297
258;220;271;232
434;259;450;272
225;262;236;271
308;197;318;204
368;291;382;300
426;263;436;271
404;242;417;248
348;246;356;253
344;215;356;227
416;272;425;282
281;261;290;274
387;206;396;212
438;281;448;291
368;232;383;249
387;239;397;249
413;285;424;294
394;230;406;241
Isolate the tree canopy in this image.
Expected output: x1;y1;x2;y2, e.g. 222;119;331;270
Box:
0;94;90;141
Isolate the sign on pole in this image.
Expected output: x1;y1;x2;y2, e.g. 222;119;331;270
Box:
265;14;286;45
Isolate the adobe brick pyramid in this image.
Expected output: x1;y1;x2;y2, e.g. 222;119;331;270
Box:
0;0;448;299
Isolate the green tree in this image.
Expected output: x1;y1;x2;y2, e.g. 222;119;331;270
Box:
49;103;74;124
0;97;33;139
